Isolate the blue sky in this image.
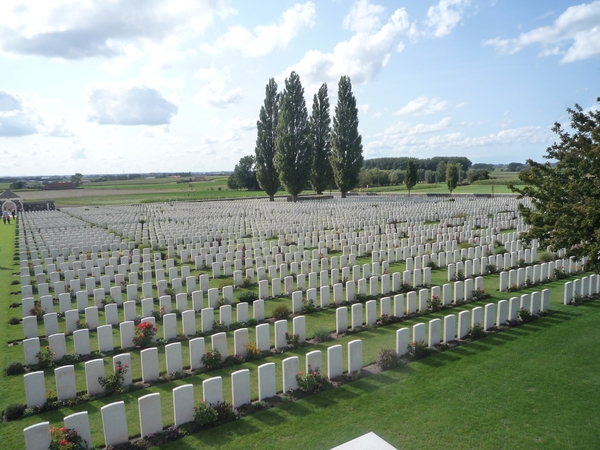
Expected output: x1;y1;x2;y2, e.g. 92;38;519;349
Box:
0;0;598;176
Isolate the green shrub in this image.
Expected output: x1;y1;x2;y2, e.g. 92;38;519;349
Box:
295;367;332;395
272;304;291;320
11;279;19;285
237;291;259;303
9;317;20;325
408;340;431;359
313;328;331;343
213;401;238;423
5;361;25;376
377;348;402;370
194;401;218;426
518;307;533;322
201;349;222;369
285;332;300;348
468;323;486;339
3;403;26;421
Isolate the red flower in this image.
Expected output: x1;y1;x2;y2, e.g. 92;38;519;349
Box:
61;427;67;433
60;439;68;445
116;366;121;372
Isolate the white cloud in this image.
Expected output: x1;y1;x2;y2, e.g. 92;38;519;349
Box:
394;96;448;116
0;89;40;137
281;5;409;89
141;124;170;138
191;64;242;108
202;2;316;57
343;0;385;33
225;117;255;131
0;0;235;59
41;118;75;137
365;123;551;155
482;1;600;63
70;148;87;159
85;83;178;125
425;0;470;38
455;101;467;109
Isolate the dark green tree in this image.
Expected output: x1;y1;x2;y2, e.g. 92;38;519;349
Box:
330;75;363;198
511;98;600;269
389;169;404;186
435;160;447;182
446;163;459;193
309;83;333;194
425;170;436;184
71;173;83;187
231;155;260;190
507;162;524;172
255;78;280;201
275;71;311;202
405;160;418;195
227;174;240;190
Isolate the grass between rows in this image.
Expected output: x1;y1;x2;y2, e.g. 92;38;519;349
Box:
2;221;599;448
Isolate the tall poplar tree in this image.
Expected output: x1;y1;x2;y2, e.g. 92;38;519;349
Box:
405;160;418;195
309;83;333;194
275;71;310;202
447;163;459;194
255;78;280;201
330;75;363;198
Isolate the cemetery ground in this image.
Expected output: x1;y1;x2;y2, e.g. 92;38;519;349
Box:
2;200;599;449
3;172;522;207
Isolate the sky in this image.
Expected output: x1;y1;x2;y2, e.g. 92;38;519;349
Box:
0;0;599;176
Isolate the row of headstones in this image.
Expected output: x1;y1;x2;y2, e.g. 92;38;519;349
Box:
34;212;516;250
20;266;477;342
19;234;499;295
498;258;586;291
23;277;551;447
24;281;553;406
446;248;541;282
21;214;528;283
21;267;489;344
18;300;265;365
563;275;599;304
21;199;524;258
24;317;309;408
19;216;525;292
21;304;299;366
62;195;526;225
19;219;517;270
23;342;365;449
392;292;549;356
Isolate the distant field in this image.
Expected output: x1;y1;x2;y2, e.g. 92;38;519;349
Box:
4;172;523;206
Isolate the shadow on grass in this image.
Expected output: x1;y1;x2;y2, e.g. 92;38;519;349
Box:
281;400;312;417
251;407;287;426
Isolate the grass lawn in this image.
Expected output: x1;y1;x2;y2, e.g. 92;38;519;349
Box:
164;301;600;450
2;213;599;449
